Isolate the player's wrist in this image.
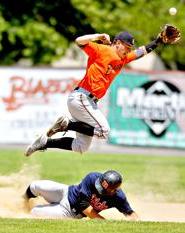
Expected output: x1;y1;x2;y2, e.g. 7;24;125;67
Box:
156;35;163;44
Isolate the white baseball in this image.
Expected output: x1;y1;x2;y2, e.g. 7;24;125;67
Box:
169;7;177;15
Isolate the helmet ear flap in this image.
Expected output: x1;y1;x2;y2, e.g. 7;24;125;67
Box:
95;177;104;195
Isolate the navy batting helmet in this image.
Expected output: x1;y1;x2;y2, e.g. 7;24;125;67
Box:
95;170;123;195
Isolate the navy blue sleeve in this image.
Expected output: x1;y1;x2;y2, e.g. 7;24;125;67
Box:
76;173;98;212
115;190;134;215
79;173;96;197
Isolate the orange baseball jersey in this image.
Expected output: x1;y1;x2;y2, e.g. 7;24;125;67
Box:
78;42;141;99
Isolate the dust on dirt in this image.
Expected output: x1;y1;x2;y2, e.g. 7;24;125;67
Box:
0;163;40;218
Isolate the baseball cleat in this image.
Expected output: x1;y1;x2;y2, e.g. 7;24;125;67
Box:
24;134;47;157
47;115;69;137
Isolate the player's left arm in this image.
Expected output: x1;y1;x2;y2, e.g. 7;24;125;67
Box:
136;37;162;58
126;38;161;62
127;25;180;62
77;194;105;219
82;205;105;219
115;191;140;221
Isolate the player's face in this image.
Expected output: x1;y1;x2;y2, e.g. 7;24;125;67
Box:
115;40;132;58
101;180;121;196
105;186;119;196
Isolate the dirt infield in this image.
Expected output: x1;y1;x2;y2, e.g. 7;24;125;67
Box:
101;201;185;222
0;165;185;222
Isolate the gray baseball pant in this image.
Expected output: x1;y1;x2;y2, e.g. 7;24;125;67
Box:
30;180;83;219
67;88;110;153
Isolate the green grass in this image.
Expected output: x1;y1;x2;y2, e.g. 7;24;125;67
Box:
38;151;185;202
0;148;185;202
0;149;27;174
0;148;185;233
0;219;185;233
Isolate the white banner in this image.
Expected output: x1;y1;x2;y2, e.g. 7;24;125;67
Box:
0;67;85;143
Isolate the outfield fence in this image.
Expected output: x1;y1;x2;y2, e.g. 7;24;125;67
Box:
0;67;185;149
108;69;185;148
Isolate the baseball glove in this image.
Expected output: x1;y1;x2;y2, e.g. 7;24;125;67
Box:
158;24;181;44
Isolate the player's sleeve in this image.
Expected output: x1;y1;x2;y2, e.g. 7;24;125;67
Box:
126;38;161;63
115;191;134;215
125;47;147;63
76;174;94;212
81;42;100;58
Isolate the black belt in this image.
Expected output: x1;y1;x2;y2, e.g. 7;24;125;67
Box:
74;87;98;103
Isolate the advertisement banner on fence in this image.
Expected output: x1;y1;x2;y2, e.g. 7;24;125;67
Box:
108;71;185;148
0;67;85;143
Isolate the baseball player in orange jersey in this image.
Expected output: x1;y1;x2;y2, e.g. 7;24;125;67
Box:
25;31;164;156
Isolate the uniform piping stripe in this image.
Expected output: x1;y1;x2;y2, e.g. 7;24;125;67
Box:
80;94;105;139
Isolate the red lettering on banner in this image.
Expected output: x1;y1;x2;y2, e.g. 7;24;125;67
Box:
2;76;79;111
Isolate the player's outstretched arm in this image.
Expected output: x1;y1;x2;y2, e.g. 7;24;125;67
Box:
131;24;181;61
82;205;105;219
75;33;111;46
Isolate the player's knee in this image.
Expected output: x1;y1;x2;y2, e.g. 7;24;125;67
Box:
30;207;37;216
31;206;43;216
29;180;42;196
79;144;90;154
73;143;90;154
29;181;37;195
72;137;92;154
102;125;110;139
95;124;110;139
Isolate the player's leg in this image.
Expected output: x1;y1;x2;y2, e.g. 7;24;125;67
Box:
28;94;108;154
67;91;110;139
24;117;107;157
24;134;48;157
47;115;69;137
31;203;70;218
46;91;110;138
71;132;92;153
26;180;68;203
24;91;109;156
24;133;91;156
46;115;95;138
44;132;92;153
31;202;82;219
25;180;81;218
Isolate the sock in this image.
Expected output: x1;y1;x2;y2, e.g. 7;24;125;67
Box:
67;121;94;136
45;137;73;150
25;186;36;199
